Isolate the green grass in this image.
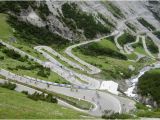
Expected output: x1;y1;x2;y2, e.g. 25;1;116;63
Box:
0;46;69;84
135;103;160;118
118;32;136;47
43;49;91;76
0;87;89;119
75;39;127;60
0;13;70;84
0;13;13;40
7;79;93;111
72;38;153;80
126;52;137;60
132;39;148;56
0;13;46;61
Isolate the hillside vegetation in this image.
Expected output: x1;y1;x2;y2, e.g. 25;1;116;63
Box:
73;38;151;80
138;69;160;106
0;87;87;119
61;3;112;39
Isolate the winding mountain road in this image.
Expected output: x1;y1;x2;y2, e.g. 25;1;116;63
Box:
0;69;123;116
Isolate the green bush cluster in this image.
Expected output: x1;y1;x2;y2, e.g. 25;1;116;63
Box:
118;32;136;46
37;68;50;78
27;92;58;104
0;82;16;90
126;22;136;32
0;56;4;60
8;63;51;78
138;18;156;31
76;42;127;60
146;37;159;54
154;31;160;39
61;3;111;39
102;110;134;119
2;48;28;62
138;69;160;106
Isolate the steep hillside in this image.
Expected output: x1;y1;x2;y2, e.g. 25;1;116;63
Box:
0;1;160;118
0;1;160;43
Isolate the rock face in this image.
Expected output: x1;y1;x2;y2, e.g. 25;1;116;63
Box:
147;1;160;20
137;94;158;108
4;1;160;42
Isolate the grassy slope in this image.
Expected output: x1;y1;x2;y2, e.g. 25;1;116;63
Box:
118;33;135;47
135;103;160;118
0;46;68;84
0;87;87;119
0;13;46;61
0;13;13;39
0;13;69;84
73;38;152;80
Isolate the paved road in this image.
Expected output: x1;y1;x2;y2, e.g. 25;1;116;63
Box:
0;79;88;113
0;69;123;116
64;31;118;74
142;36;155;59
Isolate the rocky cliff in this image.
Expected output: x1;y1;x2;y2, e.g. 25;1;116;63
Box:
1;0;160;42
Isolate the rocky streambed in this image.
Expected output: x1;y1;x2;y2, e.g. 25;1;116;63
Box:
125;62;160;101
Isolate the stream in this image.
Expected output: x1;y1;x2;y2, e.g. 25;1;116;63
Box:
125;61;160;98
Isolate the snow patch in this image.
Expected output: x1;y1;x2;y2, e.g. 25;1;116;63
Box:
100;81;119;95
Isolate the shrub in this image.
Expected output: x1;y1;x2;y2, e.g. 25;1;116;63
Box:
138;18;156;31
0;82;16;90
37;68;50;78
27;92;58;103
102;110;134;119
21;91;28;95
27;92;40;101
76;42;127;60
2;48;21;59
137;69;160;106
118;32;136;46
146;37;159;54
0;56;4;60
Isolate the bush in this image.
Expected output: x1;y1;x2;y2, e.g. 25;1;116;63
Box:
76;42;127;60
0;56;4;60
138;18;156;31
137;69;160;106
21;91;28;95
0;82;16;90
102;110;134;119
118;32;136;46
27;92;58;103
37;68;50;78
2;48;21;59
146;37;159;54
